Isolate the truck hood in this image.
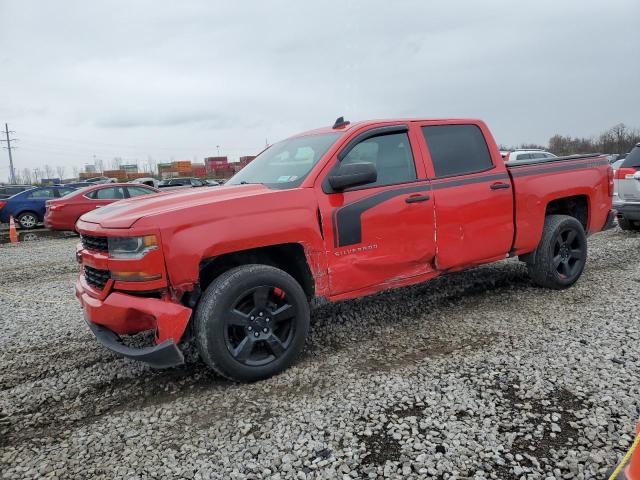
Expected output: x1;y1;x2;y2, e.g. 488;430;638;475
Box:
80;184;268;228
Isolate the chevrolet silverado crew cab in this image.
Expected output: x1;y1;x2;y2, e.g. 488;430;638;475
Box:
75;117;615;382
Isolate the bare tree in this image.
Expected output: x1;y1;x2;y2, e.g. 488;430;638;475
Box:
56;165;66;179
72;166;79;179
95;158;104;174
43;164;54;179
21;168;32;184
33;168;42;183
111;157;122;170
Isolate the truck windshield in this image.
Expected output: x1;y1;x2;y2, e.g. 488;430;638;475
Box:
227;133;342;188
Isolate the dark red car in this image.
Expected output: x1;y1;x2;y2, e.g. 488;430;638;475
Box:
45;183;158;231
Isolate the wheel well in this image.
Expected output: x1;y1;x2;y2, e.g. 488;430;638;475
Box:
545;195;588;230
198;243;315;300
17;210;39;218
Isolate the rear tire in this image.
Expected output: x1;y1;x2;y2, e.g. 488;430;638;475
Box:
195;264;310;382
17;212;39;229
527;215;587;290
618;217;640;231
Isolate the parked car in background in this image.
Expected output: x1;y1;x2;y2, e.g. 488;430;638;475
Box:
45;183;158;231
501;149;557;163
129;177;159;188
85;176;116;184
205;179;221;186
157;177;209;190
0;185;77;228
62;182;94;189
0;184;33;199
613;143;640;231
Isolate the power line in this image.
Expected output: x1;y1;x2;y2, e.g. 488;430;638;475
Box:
1;123;18;184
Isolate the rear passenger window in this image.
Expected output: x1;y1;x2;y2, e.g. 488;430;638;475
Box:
516;153;532;161
421;125;493;177
28;188;55;199
95;187;125;199
341;132;417;187
127;186;154;197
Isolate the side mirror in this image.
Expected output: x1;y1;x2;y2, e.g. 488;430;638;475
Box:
328;162;377;191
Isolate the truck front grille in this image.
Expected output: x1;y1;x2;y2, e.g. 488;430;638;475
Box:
81;234;109;252
84;265;110;290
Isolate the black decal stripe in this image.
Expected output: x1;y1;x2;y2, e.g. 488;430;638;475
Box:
331;158;608;248
509;158;609;178
431;172;509;190
333;184;431;247
332;172;510;248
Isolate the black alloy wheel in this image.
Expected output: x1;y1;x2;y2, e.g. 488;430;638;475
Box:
224;286;296;367
552;227;585;279
195;264;310;382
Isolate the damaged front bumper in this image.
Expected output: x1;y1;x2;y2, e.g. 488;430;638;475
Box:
76;276;192;369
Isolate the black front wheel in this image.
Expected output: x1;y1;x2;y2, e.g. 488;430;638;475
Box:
527;214;587;289
195;264;310;382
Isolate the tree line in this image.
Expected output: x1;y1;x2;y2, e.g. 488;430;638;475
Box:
503;123;640;156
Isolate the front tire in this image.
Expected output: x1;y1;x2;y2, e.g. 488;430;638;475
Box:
527;215;587;290
17;212;39;229
195;264;310;382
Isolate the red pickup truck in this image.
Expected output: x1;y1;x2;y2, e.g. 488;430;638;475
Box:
75;117;615;382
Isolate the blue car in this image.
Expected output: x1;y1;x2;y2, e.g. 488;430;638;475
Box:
0;185;77;229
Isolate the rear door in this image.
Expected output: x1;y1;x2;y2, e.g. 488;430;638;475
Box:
418;122;514;270
317;125;436;295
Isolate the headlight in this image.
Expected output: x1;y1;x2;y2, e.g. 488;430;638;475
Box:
108;235;158;259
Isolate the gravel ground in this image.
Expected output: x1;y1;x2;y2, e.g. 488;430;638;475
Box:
1;228;639;479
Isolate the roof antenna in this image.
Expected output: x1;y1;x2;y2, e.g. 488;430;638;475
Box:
332;116;350;129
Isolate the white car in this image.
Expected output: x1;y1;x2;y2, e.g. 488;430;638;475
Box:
128;177;159;188
613;143;640;231
501;149;557;163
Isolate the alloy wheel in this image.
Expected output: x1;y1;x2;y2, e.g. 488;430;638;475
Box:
223;285;297;367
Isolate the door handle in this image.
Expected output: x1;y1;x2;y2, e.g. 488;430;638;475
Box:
405;194;430;203
490;182;511;190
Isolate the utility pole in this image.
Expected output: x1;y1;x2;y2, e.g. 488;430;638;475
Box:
1;123;17;184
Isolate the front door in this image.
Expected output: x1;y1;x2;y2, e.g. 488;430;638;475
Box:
317;126;436;296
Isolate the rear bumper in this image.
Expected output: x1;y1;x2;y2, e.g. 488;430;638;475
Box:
44;212;72;231
76;276;192;368
614;201;640;221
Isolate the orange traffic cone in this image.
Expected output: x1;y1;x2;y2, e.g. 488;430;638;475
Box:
8;216;18;244
625;424;640;479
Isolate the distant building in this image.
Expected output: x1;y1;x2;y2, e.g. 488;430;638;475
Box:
192;164;207;178
103;169;125;179
84;164;97;173
205;156;228;169
172;160;192;175
121;164;139;174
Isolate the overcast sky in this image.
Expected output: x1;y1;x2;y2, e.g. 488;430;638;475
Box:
1;0;639;180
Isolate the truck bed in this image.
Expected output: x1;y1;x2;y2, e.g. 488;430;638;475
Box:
506;153;610;256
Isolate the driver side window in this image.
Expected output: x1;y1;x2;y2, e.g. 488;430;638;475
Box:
341;132;417;188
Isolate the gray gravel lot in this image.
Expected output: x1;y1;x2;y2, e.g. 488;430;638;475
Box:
1;229;639;479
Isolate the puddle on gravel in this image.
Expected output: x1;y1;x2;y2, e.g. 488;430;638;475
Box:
0;228;77;244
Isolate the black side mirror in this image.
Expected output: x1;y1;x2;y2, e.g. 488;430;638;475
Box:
328;162;377;191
